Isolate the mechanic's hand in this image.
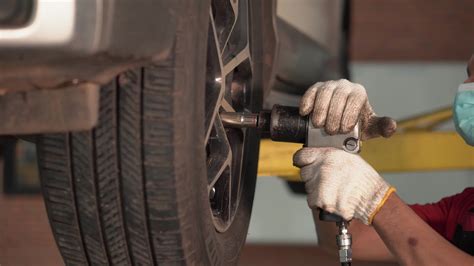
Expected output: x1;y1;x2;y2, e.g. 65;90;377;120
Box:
299;79;397;140
293;147;396;225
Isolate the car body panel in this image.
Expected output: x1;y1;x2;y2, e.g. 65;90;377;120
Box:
0;0;179;92
273;0;348;93
0;0;348;134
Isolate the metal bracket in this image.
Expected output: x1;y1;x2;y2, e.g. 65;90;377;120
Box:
306;122;360;153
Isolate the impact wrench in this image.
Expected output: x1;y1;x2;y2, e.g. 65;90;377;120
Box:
221;105;359;266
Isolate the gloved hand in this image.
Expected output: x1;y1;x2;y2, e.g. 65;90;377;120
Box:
293;147;396;225
299;79;397;140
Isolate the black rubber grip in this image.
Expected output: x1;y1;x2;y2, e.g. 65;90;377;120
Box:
319;209;344;222
268;105;307;143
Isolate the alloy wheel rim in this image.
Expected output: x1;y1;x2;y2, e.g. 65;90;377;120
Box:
205;0;253;233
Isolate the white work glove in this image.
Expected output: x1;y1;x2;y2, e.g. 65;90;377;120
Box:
300;79;397;140
293;148;396;225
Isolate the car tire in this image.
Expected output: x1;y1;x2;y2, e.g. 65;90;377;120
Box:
36;0;272;265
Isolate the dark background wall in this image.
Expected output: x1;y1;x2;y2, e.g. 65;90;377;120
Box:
351;0;474;61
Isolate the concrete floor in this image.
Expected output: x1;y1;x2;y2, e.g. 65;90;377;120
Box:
0;194;397;266
240;245;396;266
0;195;62;266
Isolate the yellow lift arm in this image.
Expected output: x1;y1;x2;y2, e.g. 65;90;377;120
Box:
257;107;474;181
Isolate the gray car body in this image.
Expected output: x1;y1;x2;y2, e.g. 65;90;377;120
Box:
0;0;348;134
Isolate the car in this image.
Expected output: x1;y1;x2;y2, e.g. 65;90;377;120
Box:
0;0;349;264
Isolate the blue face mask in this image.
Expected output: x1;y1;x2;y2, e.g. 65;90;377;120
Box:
453;83;474;146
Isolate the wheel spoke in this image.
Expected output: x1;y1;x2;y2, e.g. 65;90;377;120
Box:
205;11;226;144
220;99;236;113
207;118;232;188
220;0;239;56
223;45;251;76
221;0;249;64
212;0;237;53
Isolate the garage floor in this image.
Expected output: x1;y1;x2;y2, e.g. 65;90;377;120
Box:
0;195;397;266
0;195;62;266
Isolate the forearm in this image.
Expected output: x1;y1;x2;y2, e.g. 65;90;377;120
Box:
373;193;473;266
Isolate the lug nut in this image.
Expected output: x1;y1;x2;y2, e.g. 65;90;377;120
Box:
209;187;216;200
